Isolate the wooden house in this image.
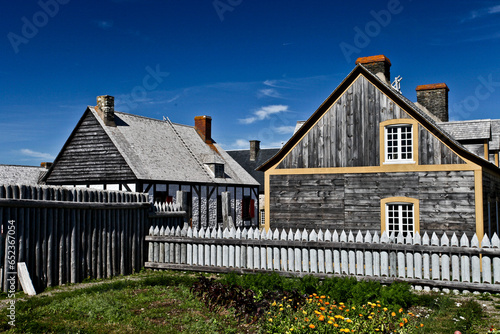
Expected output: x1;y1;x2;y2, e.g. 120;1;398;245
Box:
42;95;260;228
258;55;500;240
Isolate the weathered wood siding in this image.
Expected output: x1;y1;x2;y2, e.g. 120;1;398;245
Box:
45;111;136;184
269;171;476;235
277;76;465;169
483;170;500;236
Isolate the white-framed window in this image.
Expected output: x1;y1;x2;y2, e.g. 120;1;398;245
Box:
385;124;413;163
385;203;414;238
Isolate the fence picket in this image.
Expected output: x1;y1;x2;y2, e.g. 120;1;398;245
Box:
325;229;333;274
301;229;309;273
451;233;460;281
431;233;440;280
364;231;373;276
372;232;380;277
482;235;492;284
422;233;430;281
380;232;389;277
280;229;288;272
317;229;325;274
406;234;414;279
441;233;450;281
273;229;280;271
460;233;471;283
492;234;500;283
287;229;294;272
246;228;254;269
471;234;481;283
397;232;405;278
294;230;301;272
310;230;318;273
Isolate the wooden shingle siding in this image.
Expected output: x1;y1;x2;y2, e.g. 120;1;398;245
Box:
269;171;476;235
277;76;465;169
46;111;136;183
418;125;465;165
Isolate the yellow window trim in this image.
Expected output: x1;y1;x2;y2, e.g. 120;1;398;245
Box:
379;119;419;166
380;197;420;236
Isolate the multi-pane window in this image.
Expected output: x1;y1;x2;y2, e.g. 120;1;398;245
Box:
386;203;414;238
385;125;413;162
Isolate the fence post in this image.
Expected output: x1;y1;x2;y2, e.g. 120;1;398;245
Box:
340;230;348;275
431;233;440;281
380;232;389;277
492;233;500;283
471;234;481;283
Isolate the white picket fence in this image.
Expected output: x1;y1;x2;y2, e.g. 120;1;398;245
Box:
145;226;500;293
153;201;183;213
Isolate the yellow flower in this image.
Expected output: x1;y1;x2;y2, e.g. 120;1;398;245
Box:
391;312;396;317
268;318;273;322
320;307;326;311
320;295;326;299
345;319;352;323
420;324;424;327
339;302;345;306
280;308;284;311
399;308;403;313
328;320;333;324
368;316;372;319
271;301;277;306
383;307;388;311
303;310;307;315
352;306;356;310
319;315;325;321
399;322;404;327
403;318;408;323
334;323;339;327
309;324;315;329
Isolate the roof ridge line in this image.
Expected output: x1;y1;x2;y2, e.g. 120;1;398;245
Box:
164;117;213;179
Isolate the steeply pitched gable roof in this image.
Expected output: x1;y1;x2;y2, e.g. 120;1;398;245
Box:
44;107;258;186
257;64;500;172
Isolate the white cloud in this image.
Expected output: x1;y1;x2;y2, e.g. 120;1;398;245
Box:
20;149;55;160
463;5;500;21
239;105;289;124
273;126;295;134
258;88;282;99
234;139;249;148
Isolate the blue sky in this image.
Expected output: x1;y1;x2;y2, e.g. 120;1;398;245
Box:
2;0;500;165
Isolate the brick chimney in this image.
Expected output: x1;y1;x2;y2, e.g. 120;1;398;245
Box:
355;55;391;83
194;116;212;144
96;95;116;126
416;83;449;122
40;162;53;169
249;140;260;161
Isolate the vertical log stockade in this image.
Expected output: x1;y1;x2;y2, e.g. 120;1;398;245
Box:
0;184;150;293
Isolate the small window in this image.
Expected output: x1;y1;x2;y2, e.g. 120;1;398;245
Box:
386;203;414;238
385;125;413;162
205;163;225;178
260;209;265;226
241;196;255;221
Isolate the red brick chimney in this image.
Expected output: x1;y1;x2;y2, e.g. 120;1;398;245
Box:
355;55;391;83
416;83;449;122
194;116;212;143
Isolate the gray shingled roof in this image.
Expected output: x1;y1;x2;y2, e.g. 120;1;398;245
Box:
438;120;491;140
90;108;259;186
227;148;280;192
0;165;46;185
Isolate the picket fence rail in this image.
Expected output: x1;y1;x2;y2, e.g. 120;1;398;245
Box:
145;225;500;293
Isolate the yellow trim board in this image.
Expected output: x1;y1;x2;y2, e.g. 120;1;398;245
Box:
268;164;479;176
264;171;271;231
380;197;420;235
474;169;484;244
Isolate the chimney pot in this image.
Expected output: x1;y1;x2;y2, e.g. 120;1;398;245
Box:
97;95;115;126
355;55;392;83
249;140;260;161
416;83;449;122
194;116;212;144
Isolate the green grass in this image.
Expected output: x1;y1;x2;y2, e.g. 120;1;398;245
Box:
0;271;498;334
0;271;254;333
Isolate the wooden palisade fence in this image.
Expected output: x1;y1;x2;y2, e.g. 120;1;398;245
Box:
0;184;151;292
145;226;500;293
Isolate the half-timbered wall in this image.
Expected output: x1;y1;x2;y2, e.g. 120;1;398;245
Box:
46;111;136;184
269;171;476;235
277;75;465;169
